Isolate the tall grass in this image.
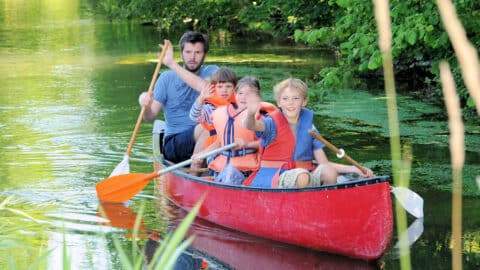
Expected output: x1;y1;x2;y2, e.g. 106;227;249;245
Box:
97;198;203;270
439;61;464;270
437;0;480;269
373;1;412;269
374;0;480;270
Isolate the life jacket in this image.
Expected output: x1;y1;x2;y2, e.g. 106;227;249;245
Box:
244;108;315;187
201;93;237;147
208;104;259;172
255;102;277;120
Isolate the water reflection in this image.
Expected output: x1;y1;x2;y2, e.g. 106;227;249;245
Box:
98;201;379;270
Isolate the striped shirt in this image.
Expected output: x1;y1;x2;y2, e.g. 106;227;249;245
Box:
189;102;216;125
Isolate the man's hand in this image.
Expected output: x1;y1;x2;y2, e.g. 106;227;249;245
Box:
138;91;153;107
160;40;174;67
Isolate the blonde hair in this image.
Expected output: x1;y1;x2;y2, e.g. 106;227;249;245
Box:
273;78;308;100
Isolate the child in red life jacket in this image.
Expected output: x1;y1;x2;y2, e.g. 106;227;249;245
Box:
189;68;237;148
192;77;272;184
244;78;374;188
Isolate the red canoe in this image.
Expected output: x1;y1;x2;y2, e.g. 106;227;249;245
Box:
152;120;393;260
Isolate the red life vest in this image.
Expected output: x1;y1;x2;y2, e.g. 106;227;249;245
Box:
243;109;314;187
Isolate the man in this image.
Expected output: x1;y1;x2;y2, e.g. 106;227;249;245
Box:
139;31;218;163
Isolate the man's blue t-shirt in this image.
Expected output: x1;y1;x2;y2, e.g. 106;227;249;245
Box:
154;65;218;137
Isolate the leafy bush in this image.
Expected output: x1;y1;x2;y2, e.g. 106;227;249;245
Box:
99;0;480;116
294;0;480;116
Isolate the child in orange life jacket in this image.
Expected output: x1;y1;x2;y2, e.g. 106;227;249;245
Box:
189;68;237;149
244;78;374;188
192;77;264;184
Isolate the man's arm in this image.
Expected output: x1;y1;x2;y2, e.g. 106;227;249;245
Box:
161;40;210;92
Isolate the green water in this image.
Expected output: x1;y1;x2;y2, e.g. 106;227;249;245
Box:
0;0;479;269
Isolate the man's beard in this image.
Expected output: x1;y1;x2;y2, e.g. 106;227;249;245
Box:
186;64;201;73
183;57;205;73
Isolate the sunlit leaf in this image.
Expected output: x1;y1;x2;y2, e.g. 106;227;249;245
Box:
0;195;15;209
367;51;382;70
6;208;41;223
406;30;417;45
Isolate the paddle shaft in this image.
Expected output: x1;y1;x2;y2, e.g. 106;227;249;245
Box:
308;130;368;174
155;142;238;176
126;43;168;156
96;142;238;202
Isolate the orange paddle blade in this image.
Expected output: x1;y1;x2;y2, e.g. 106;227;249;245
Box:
96;172;158;203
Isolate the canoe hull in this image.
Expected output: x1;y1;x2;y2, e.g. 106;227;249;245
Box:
155;170;393;260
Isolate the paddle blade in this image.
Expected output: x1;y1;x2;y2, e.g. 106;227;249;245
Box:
96;172;157;203
391;186;424;218
394;218;424;248
109;154;130;177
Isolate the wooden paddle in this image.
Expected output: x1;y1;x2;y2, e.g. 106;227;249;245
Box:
309;130;424;218
308;130;368;174
97;142;238;203
109;42;169;177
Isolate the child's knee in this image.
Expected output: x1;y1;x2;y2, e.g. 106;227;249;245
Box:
295;172;310;188
320;166;338;185
311;164;337;186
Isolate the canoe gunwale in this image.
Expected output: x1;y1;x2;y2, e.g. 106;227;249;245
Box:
161;159;390;192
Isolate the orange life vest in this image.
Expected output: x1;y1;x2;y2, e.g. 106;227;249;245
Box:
208;104;259;173
201;94;237;147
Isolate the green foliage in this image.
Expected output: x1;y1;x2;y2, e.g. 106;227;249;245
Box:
99;0;480;115
99;0;250;34
294;0;480;116
237;0;334;38
99;0;334;38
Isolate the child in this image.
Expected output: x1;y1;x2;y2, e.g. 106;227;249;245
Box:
244;77;374;188
189;67;237;148
193;77;269;184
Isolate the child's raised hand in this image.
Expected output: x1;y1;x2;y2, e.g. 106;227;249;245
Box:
245;91;261;116
200;82;214;100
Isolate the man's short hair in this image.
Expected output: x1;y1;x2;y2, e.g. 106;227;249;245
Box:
179;31;209;53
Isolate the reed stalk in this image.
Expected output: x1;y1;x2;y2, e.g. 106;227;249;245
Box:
437;0;480;268
439;61;464;270
373;0;411;268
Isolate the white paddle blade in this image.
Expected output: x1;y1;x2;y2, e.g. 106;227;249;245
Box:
391;186;424;218
394;218;424;248
109;154;130;177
